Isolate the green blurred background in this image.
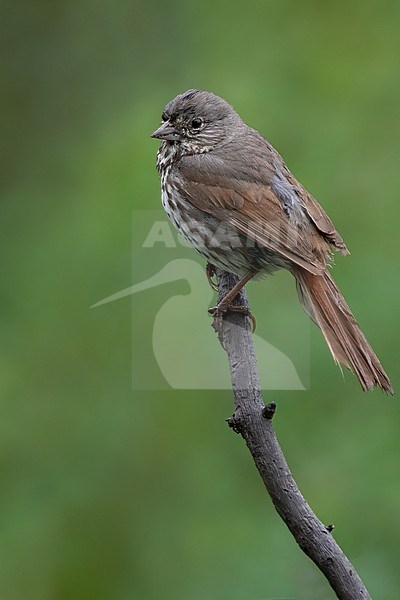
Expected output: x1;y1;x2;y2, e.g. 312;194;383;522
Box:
1;1;399;598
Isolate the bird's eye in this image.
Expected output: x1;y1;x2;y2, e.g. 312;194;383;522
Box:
161;112;168;122
191;117;203;130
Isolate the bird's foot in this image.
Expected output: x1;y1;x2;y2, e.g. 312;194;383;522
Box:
205;262;219;292
208;304;256;332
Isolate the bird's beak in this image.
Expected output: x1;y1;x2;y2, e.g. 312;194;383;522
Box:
151;121;180;141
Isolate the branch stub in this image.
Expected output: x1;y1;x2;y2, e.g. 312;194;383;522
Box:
262;402;277;420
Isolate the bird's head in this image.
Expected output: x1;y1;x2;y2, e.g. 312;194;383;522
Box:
151;89;241;154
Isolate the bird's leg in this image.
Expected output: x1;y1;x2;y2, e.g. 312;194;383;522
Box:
205;262;219;291
208;270;258;332
215;270;257;308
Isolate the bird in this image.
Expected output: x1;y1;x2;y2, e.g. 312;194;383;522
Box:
151;89;393;393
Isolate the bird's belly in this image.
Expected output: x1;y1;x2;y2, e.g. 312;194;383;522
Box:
161;185;288;277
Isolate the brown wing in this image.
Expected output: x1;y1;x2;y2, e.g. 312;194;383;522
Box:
282;165;349;255
173;152;339;275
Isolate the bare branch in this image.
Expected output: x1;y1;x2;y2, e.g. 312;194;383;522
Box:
211;269;371;600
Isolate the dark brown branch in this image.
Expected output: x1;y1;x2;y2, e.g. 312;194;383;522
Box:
211;269;371;600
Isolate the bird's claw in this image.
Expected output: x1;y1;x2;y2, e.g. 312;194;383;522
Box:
208;304;256;332
206;262;219;292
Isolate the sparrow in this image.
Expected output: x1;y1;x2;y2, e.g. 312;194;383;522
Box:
151;89;393;393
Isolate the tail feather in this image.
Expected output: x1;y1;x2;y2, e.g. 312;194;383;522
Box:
293;268;393;394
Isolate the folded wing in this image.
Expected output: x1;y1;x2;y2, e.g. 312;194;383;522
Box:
173;147;347;275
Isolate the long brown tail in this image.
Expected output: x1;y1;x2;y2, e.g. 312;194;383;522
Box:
293;268;393;393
